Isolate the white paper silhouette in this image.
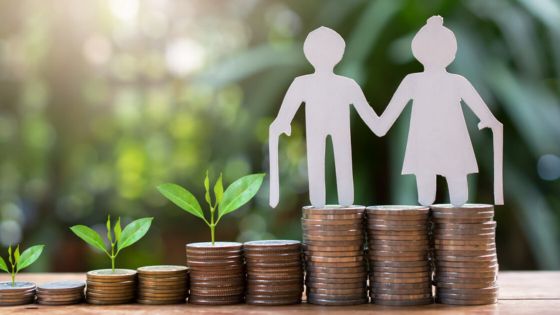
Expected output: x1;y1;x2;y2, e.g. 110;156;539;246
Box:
375;16;503;206
269;26;378;208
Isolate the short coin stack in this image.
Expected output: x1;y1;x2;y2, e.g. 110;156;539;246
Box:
366;205;433;306
86;269;137;305
302;205;368;306
186;242;245;305
0;282;35;306
137;265;188;304
243;240;303;305
36;280;85;305
432;204;498;305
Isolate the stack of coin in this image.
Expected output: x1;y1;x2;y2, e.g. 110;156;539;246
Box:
302;205;368;306
186;242;244;305
432;204;498;305
137;265;188;304
36;280;85;305
0;282;35;306
86;269;137;305
366;205;433;306
243;240;303;305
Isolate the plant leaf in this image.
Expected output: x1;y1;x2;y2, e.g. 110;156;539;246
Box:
70;225;108;253
204;170;212;207
17;245;44;272
14;246;20;265
117;217;153;251
8;246;12;265
157;183;205;220
0;256;8;273
114;217;122;244
214;173;224;206
106;215;113;244
218;173;265;220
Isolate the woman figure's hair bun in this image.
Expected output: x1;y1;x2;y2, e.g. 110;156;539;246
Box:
427;15;443;27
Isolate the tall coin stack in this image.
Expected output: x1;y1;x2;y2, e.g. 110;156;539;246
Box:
137;265;188;304
36;280;85;305
302;205;368;306
431;204;499;305
86;269;137;305
243;240;304;305
366;206;433;306
186;242;245;305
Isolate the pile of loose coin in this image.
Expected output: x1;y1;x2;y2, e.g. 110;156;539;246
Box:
186;242;245;305
137;265;188;304
302;205;368;306
86;269;137;305
0;282;36;306
432;204;498;305
366;205;433;306
244;240;303;305
36;280;85;305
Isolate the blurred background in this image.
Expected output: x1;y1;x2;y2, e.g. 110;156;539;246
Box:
0;0;559;273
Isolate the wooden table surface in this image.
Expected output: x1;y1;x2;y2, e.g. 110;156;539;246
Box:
1;271;559;314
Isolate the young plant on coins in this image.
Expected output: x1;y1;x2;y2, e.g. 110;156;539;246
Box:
0;244;45;286
158;171;265;305
70;215;153;272
157;171;265;245
0;244;44;306
70;216;153;305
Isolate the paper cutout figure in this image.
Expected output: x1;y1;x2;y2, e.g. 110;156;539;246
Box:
375;16;503;206
269;26;378;208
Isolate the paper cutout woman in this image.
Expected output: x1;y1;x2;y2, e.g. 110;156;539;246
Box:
269;27;379;208
375;16;503;206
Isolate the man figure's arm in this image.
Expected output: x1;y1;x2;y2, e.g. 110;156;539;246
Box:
350;80;382;136
270;78;305;137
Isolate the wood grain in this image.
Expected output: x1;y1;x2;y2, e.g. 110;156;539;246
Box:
1;271;558;314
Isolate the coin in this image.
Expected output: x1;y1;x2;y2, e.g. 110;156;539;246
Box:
304;244;363;252
303;213;364;220
87;269;137;279
138;265;188;275
431;204;493;213
303;240;365;247
369;218;428;225
367;205;430;215
302;229;363;236
369;234;429;241
307;296;368;306
303;224;364;232
36;280;85;305
188;295;244;305
373;297;433;306
303;205;365;214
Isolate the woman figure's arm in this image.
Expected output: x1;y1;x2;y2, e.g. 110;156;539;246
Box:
458;76;502;130
376;75;415;136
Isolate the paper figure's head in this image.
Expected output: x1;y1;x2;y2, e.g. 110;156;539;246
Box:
411;16;457;69
304;26;345;72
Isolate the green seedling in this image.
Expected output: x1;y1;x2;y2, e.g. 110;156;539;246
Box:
0;244;45;286
157;171;265;245
70;216;153;272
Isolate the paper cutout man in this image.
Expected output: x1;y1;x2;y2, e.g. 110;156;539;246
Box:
269;26;378;208
375;16;503;206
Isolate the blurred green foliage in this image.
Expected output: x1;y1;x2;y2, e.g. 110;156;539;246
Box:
0;0;558;271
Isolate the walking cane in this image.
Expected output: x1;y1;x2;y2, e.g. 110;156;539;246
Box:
480;121;504;205
269;129;280;208
492;124;504;205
